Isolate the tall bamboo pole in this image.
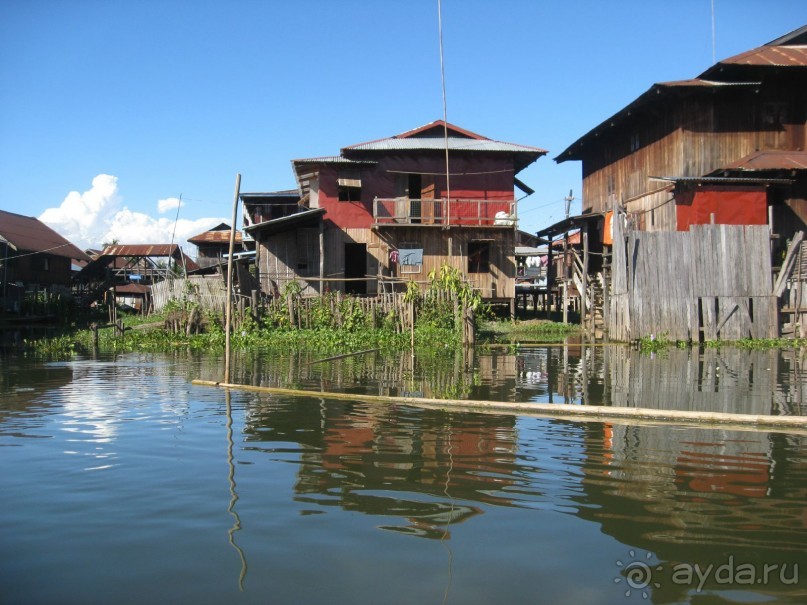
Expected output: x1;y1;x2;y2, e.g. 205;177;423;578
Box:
225;173;241;383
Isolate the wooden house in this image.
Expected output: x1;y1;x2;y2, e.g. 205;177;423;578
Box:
0;209;89;310
554;25;807;247
243;121;546;303
187;223;242;270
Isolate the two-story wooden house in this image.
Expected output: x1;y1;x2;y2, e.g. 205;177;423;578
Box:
555;25;807;246
243;121;546;303
187;222;242;270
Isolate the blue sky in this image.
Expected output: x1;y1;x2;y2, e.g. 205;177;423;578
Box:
0;0;804;251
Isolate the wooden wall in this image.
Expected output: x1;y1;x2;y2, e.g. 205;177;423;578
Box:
581;83;806;228
256;224;516;300
608;222;776;341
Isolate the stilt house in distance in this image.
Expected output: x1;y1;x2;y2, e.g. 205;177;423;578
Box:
242;121;546;302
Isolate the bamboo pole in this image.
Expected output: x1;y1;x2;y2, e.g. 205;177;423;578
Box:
307;348;380;365
191;380;807;432
224;173;241;384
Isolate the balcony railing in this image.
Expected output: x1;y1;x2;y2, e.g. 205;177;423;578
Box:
373;197;516;227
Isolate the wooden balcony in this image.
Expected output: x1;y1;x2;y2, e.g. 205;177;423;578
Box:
373;197;516;228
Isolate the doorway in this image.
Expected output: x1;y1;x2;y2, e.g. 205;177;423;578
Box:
344;243;367;294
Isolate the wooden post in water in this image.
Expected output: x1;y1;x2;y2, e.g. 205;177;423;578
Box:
224;173;241;384
582;229;589;333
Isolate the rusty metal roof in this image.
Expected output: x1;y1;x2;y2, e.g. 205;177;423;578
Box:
719;44;807;68
102;244;184;257
187;229;242;245
719;150;807;171
0;209;89;260
115;283;151;294
78;243;200;277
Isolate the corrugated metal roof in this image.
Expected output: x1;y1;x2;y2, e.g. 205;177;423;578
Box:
515;246;547;256
244;208;325;235
102;244;184;256
0;209;89;260
651;175;794;185
716;45;807;68
719;150;807;171
187;230;242;244
292;156;376;165
115;283;151;294
241;190;300;198
343;136;546;153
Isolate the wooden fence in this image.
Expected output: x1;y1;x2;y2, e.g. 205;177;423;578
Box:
608;218;776;341
151;276;228;313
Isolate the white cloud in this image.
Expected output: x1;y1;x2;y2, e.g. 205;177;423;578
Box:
157;197;183;214
39;174;227;253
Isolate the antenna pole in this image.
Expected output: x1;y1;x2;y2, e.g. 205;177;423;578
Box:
562;190;574;324
711;0;717;64
438;0;451;213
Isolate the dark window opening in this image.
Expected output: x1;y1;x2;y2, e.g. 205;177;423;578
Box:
468;241;490;273
338;185;361;202
338;169;362;202
409;173;422;223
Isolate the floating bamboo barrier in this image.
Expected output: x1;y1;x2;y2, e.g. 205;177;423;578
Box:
191;379;807;433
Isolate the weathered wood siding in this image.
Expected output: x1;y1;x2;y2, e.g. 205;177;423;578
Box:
256;229;322;296
582;84;805;228
256;225;515;299
608;223;776;341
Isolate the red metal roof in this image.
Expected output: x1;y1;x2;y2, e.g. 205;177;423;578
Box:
0;209;89;260
720;150;807;171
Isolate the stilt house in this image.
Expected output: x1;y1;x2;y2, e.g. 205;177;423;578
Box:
242;121;546;302
547;25;807;340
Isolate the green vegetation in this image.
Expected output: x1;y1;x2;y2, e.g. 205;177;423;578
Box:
18;265;490;357
478;319;580;344
635;333;807;353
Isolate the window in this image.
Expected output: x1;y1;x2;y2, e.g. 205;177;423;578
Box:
296;229;318;276
337;168;362;202
629;132;640;152
398;242;423;274
468;241;490;273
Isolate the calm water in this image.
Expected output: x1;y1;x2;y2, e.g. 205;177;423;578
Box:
1;347;806;604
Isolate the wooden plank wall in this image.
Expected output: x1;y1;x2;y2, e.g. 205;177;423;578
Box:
608;209;631;341
608;224;776;341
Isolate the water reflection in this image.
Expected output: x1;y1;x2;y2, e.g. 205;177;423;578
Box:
237;389;807;602
209;344;807;416
577;422;807;602
241;396;518;539
2;351;806;604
